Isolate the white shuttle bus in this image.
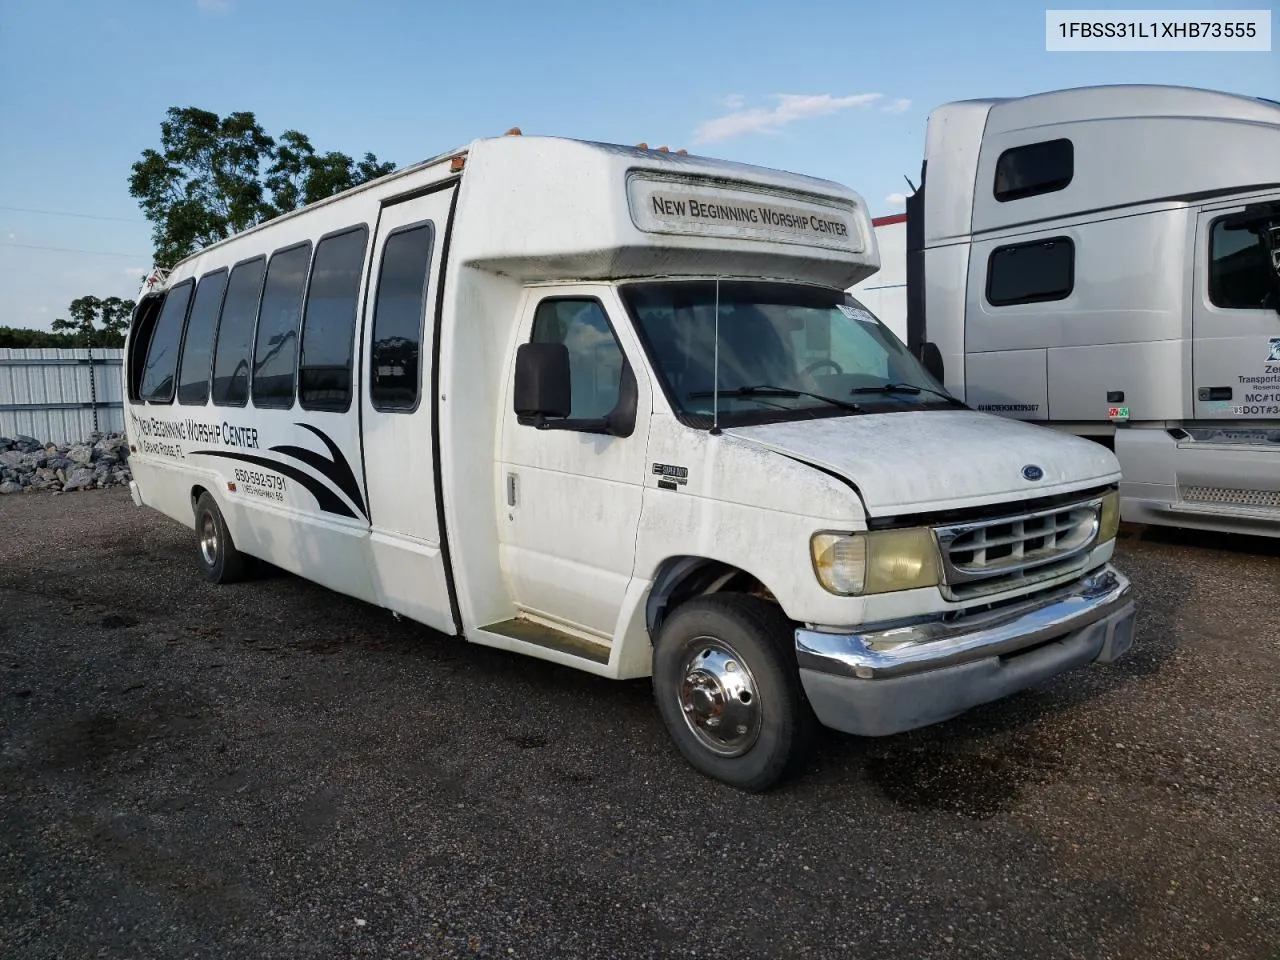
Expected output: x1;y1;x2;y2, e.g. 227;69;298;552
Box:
123;132;1136;790
852;84;1280;539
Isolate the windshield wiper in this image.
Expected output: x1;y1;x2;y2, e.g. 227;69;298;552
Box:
689;384;863;413
851;382;966;406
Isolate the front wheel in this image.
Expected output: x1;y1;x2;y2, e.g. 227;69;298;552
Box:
652;594;817;792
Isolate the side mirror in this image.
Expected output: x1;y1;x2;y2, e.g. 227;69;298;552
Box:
514;341;639;437
918;341;945;384
608;360;638;438
514;342;572;419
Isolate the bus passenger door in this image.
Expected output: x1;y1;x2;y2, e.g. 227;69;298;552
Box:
498;287;652;640
360;185;458;634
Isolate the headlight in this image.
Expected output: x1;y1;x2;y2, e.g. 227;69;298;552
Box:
810;528;941;596
1098;490;1121;543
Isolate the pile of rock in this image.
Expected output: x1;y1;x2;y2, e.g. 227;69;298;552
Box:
0;433;132;495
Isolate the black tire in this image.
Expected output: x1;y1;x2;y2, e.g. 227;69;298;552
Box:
652;593;817;792
194;492;249;584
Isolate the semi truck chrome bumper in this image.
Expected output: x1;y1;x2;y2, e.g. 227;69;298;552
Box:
794;566;1136;737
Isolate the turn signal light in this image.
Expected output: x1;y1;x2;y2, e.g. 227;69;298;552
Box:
1099;490;1121;542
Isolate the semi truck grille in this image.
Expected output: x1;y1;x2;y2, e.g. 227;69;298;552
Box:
932;498;1103;601
1181;485;1280;509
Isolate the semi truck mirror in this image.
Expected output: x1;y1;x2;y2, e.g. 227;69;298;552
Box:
514;342;572;419
918;341;945;384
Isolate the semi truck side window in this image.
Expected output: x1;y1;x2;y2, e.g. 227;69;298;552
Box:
994;139;1073;202
139;279;195;403
1209;219;1272;310
300;225;368;411
176;270;228;406
370;222;434;412
986;237;1074;306
252;242;312;409
530;298;624;421
212;257;267;407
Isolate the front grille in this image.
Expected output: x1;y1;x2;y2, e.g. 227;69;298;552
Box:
933;498;1103;601
1181;485;1280;509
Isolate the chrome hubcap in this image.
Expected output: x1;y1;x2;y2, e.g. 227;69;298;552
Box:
199;513;219;567
678;637;762;758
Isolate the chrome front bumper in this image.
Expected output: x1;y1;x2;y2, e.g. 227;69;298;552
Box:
795;565;1136;737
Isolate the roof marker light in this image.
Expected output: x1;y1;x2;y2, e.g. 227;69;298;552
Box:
504;127;523;136
636;142;648;149
450;155;466;172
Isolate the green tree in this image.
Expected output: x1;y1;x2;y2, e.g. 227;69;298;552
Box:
129;107;396;268
50;296;135;347
0;327;82;348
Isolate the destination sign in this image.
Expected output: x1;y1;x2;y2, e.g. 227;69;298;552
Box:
627;175;863;253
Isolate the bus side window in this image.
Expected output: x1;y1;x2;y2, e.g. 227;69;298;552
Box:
252;242;312;409
176;270;229;406
212;257;267;407
127;295;165;403
138;279;195;403
299;225;369;411
370;222;434;412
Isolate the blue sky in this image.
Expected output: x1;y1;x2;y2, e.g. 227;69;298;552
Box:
0;0;1275;330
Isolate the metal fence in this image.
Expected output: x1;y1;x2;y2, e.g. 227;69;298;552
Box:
0;348;125;443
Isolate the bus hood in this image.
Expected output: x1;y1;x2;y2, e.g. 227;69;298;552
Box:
723;409;1121;517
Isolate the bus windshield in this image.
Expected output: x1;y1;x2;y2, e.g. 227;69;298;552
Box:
619;279;959;428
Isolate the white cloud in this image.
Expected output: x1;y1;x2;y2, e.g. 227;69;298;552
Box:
196;0;231;12
722;94;746;110
882;98;912;115
123;267;147;278
694;92;885;144
886;193;907;208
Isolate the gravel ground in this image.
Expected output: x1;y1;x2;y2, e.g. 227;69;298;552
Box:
2;489;1278;959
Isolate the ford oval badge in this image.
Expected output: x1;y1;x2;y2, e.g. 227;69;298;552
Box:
1022;464;1044;481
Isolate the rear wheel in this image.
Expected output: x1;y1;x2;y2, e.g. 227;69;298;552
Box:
194;492;249;584
652;594;817;792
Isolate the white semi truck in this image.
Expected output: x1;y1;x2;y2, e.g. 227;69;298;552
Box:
851;84;1280;538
